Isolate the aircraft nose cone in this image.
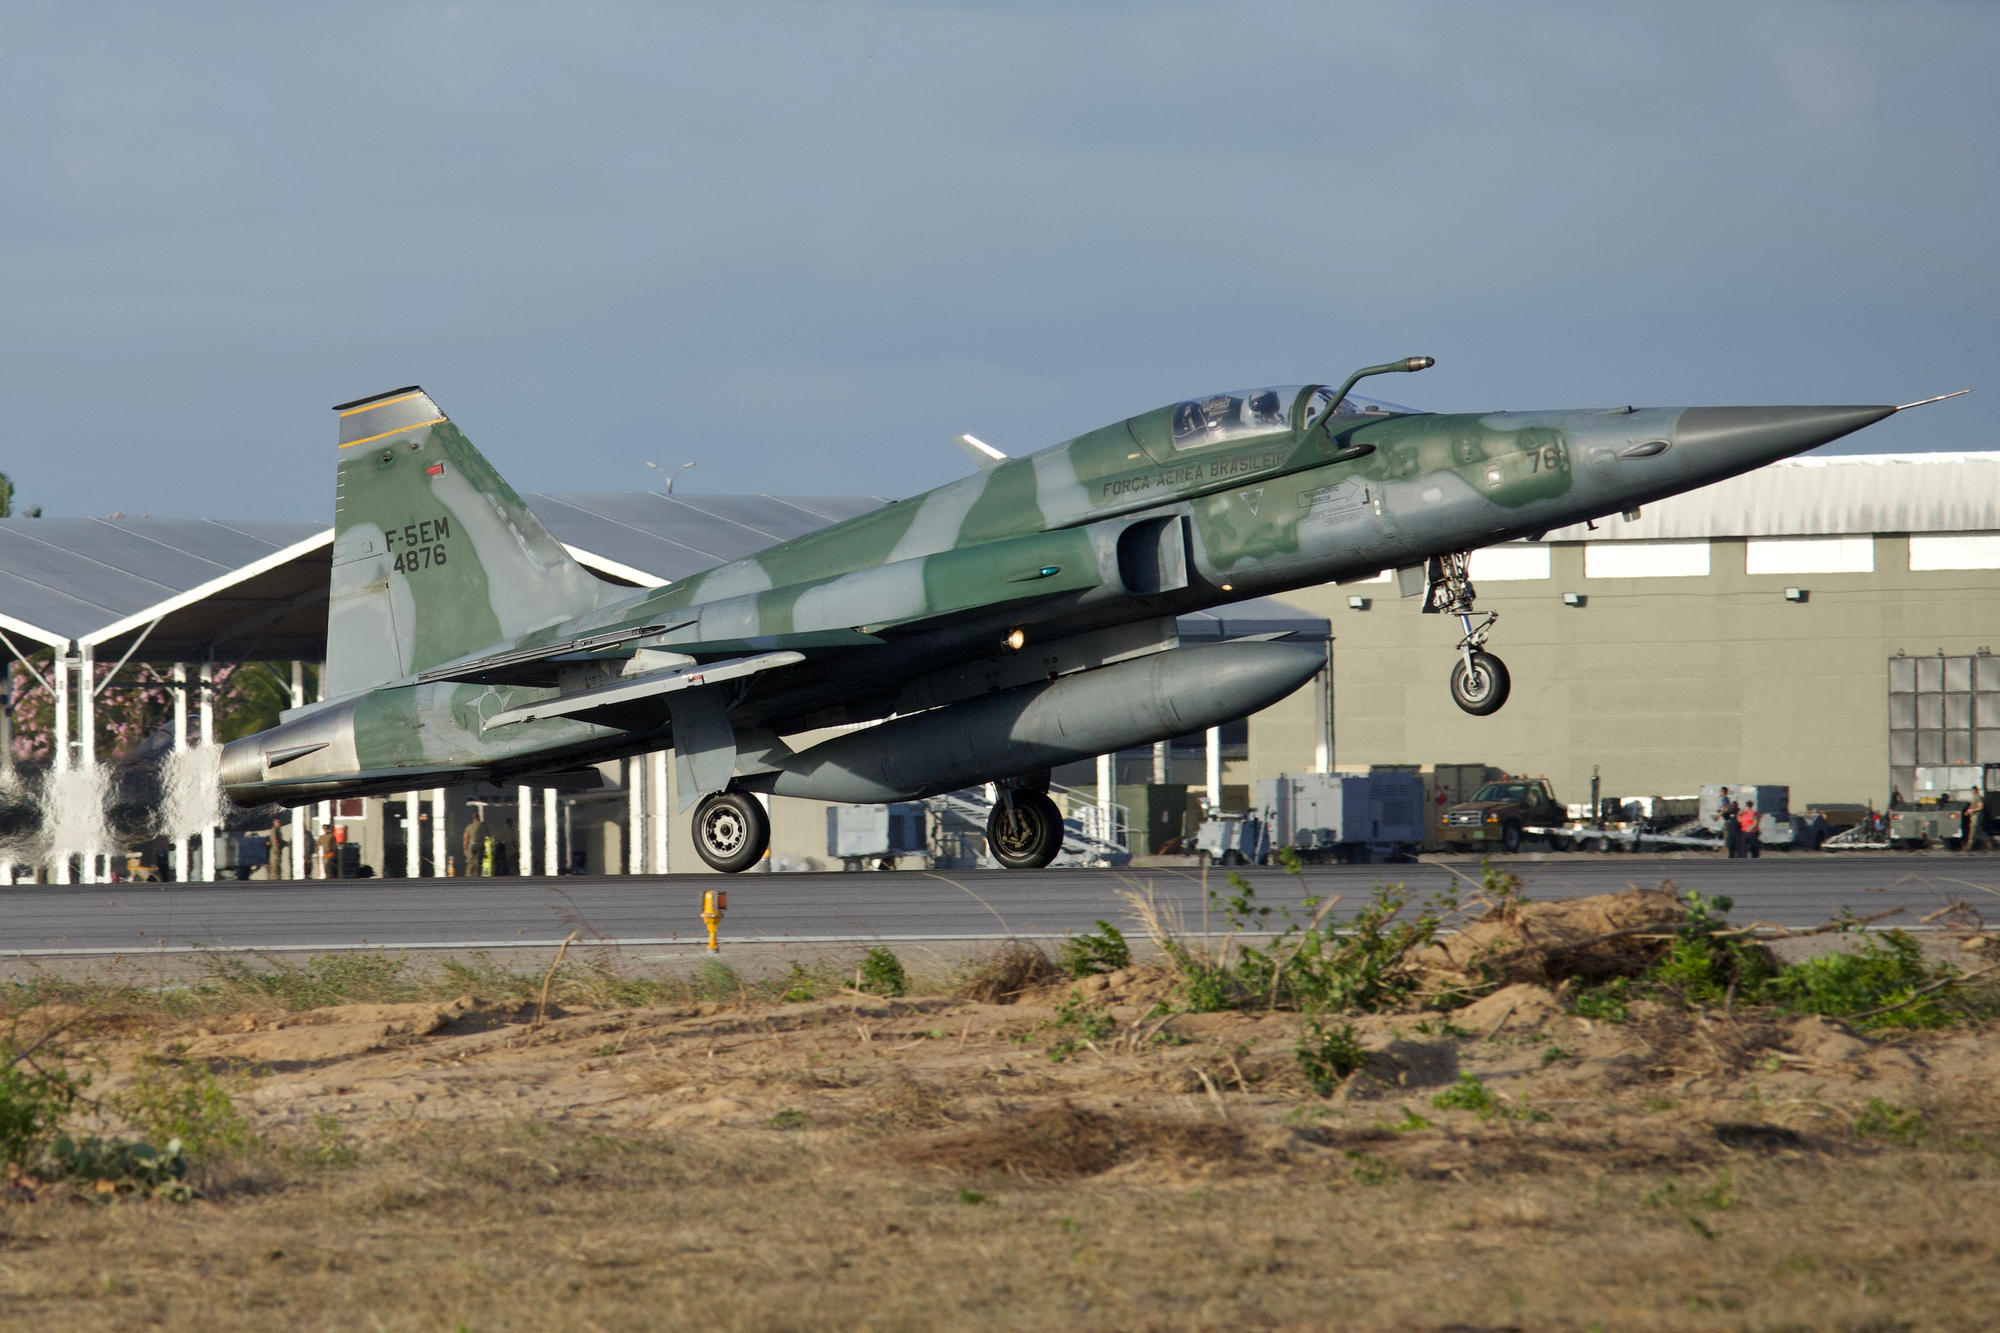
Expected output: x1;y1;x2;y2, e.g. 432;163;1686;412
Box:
1674;404;1896;464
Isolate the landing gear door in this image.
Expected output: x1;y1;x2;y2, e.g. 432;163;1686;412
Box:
669;686;737;812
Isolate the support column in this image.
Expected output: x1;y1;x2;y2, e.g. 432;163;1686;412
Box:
404;788;422;877
626;756;645;874
1205;726;1221;812
1151;740;1170;785
430;788;447;878
1316;639;1335;775
52;652;70;885
199;661;216;882
78;645;95;883
289;661;307;880
543;787;558;876
517;785;533;877
172;664;189;882
650;750;669;874
1095;753;1112;846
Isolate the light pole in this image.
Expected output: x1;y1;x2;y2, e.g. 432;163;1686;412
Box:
643;460;699;494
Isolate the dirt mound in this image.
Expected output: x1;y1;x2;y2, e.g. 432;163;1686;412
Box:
1422;886;1686;990
178;996;485;1064
1454;983;1566;1035
890;1103;1241;1180
953;942;1061;1004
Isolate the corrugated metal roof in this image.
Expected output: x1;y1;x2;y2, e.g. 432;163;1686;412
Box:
1541;452;2000;542
530;492;889;585
0;519;326;649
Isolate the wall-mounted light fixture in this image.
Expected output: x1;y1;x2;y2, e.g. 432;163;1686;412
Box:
1784;587;1808;603
1561;592;1586;608
1347;595;1371;611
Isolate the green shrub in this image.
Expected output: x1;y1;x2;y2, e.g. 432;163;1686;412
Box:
1431;1073;1500;1118
39;1134;190;1202
1767;932;1953;1028
1643;892;1774;1006
114;1050;254;1159
1059;921;1132;978
1569;978;1630;1023
1852;1097;1925;1144
1043;989;1116;1062
0;1055;85;1167
1294;1020;1367;1096
856;948;908;998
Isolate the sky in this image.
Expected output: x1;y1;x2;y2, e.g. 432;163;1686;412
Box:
1;1;1994;519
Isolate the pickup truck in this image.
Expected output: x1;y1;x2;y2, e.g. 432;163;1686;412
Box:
1442;777;1566;854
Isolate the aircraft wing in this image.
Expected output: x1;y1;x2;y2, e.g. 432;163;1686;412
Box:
480;650;806;731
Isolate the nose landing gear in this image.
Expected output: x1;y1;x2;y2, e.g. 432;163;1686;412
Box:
1427;551;1511;716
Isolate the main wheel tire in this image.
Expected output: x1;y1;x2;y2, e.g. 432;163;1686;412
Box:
1499;820;1523;854
1449;651;1511;716
693;791;770;874
987;791;1064;870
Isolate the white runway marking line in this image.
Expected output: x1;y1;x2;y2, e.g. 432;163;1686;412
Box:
0;932;1085;958
0;924;1933;959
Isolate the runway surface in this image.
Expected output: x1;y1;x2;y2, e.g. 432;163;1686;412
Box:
1;855;1993;956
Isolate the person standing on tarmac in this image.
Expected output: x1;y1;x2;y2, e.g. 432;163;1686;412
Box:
1737;803;1762;859
1721;789;1742;858
267;814;288;881
461;810;486;878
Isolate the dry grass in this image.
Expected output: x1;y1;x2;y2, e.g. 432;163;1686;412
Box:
0;946;1997;1330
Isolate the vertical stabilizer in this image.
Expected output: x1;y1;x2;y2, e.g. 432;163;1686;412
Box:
326;387;612;696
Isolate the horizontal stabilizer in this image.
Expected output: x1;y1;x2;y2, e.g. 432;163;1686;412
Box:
417;622;686;687
482;650;805;731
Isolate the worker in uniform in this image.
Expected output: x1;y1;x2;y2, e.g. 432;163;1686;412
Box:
267;814;287;881
461;810;486;878
315;823;339;879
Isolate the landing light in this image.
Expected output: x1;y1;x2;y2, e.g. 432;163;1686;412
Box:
1005;629;1026;651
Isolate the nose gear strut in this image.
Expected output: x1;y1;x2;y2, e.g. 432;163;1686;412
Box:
1425;552;1510;715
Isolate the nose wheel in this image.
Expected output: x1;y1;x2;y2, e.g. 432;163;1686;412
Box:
1427;551;1511;716
1450;644;1510;715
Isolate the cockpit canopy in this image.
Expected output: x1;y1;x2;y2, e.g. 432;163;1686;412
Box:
1168;384;1420;450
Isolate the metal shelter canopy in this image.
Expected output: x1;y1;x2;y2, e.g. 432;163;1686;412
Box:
531;492;892;587
0;518;329;663
0;494;1329;664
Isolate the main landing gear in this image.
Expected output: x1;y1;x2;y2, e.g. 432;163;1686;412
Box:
986;781;1066;870
693;790;770;873
1429;551;1511;716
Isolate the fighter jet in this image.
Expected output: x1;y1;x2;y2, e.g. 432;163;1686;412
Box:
221;361;1959;871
